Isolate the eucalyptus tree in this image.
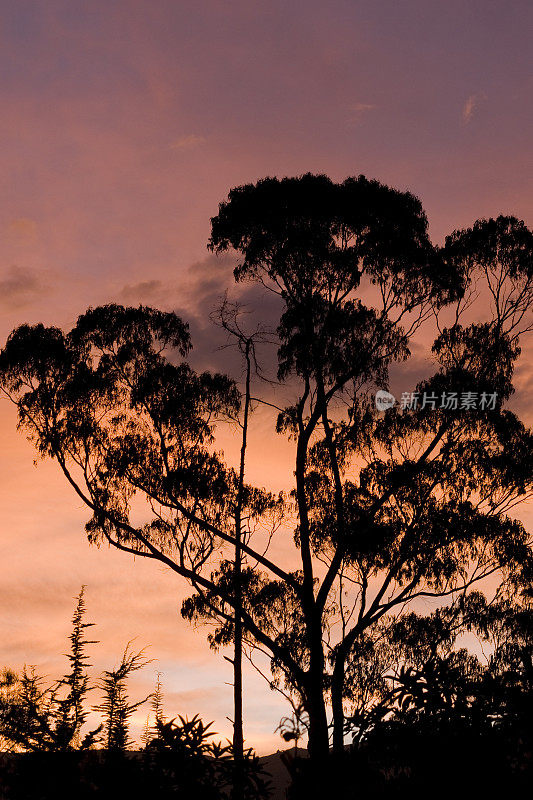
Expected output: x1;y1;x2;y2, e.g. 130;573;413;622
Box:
208;181;533;757
1;175;533;774
0;303;281;755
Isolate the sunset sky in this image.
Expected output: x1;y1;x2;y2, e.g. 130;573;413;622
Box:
1;0;533;753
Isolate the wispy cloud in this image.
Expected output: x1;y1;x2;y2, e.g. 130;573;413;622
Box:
170;134;206;150
347;101;376;128
462;92;486;124
350;102;376;113
6;218;38;240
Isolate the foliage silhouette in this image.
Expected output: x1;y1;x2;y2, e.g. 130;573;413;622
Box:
57;586;99;748
93;644;152;752
143;714;271;799
0;589;156;754
0;588;102;752
0;594;270;799
141;670;165;747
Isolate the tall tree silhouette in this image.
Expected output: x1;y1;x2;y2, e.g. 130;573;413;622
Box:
1;175;532;775
217;301;256;799
181;299;279;799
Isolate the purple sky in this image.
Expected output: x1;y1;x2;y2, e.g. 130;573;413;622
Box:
0;0;532;752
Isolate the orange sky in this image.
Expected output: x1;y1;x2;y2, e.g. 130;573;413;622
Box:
1;0;533;752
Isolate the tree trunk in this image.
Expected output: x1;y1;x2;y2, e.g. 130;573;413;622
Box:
305;691;330;759
305;618;330;761
304;666;330;796
232;607;244;799
232;338;251;800
331;656;345;755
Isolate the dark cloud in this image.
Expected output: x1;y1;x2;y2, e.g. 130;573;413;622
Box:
121;279;163;302
389;340;434;397
508;339;533;426
178;255;441;412
0;266;44;308
174;253;284;392
183;252;239;314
